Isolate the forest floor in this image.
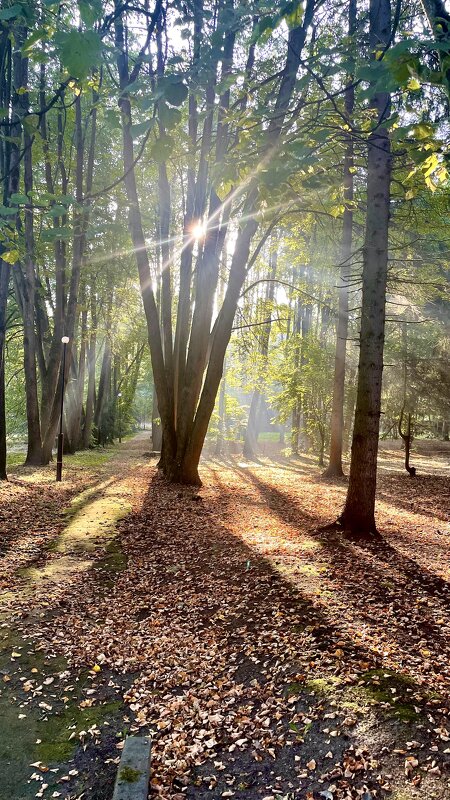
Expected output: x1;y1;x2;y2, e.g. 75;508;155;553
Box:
0;435;449;800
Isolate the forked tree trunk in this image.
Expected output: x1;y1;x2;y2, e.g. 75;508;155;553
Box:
323;0;356;478
338;0;392;537
115;0;316;485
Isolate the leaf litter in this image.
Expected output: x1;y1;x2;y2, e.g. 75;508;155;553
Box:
1;441;449;799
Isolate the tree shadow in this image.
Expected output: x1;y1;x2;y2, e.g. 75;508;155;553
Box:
225;465;450;673
376;473;450;524
100;469;450;798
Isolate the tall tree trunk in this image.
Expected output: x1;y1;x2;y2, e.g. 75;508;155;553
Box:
243;238;278;460
69;301;87;451
338;0;392;537
215;358;227;457
0;31;26;477
83;283;97;448
0;262;9;480
115;0;317;485
41;92;85;463
323;0;356;478
20;121;43;465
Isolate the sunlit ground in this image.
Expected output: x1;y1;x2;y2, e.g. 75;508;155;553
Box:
201;442;450;693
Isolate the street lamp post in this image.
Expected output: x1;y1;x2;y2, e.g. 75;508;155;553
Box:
117;392;122;443
56;336;69;482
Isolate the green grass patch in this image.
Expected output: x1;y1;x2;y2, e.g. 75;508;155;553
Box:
6;452;26;468
257;431;281;442
64;446;118;469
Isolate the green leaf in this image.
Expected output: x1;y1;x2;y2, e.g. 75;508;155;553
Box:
78;0;102;26
412;122;434;141
2;249;19;264
21;28;47;54
131;120;154;138
0;4;22;21
55;30;102;80
41;226;71;242
47;205;68;217
10;193;28;204
215;179;233;201
158;102;181;130
163;80;188;107
150;135;175;163
0;205;18;217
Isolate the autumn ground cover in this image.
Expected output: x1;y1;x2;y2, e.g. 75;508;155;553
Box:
0;436;449;800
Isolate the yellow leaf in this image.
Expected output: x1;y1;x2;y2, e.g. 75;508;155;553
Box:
92;664;101;673
407;77;421;91
2;250;19;264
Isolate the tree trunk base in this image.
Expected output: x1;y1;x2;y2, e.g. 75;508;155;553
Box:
337;511;382;541
321;463;347;480
24;453;44;467
157;456;202;487
243;445;258;461
318;515;382;541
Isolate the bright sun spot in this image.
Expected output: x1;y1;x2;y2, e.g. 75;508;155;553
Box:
191;219;207;241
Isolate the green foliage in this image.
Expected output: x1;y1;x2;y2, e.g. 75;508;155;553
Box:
54;30;102;80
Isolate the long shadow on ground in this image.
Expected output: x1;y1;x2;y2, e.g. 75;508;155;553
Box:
92;468;450;800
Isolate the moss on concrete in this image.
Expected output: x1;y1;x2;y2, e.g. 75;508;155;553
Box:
119;766;142;783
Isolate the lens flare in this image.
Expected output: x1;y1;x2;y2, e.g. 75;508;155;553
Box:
191;219;207;241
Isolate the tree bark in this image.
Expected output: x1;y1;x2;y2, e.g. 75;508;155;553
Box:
115;0;317;484
339;0;392;537
0;261;9;480
323;0;356;478
243;238;278;460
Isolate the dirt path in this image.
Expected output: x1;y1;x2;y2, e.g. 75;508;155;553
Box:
1;442;449;800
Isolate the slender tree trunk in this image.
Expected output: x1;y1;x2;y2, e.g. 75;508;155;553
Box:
0;31;10;480
69;302;87;451
215;359;227;456
0;33;26;477
21;124;43;465
83;283;97;448
339;0;392;537
343;366;357;453
323;0;356;478
243;391;261;460
243;239;278;460
0;262;9;480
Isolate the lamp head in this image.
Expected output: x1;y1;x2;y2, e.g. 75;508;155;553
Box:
61;336;69;344
118;392;122;398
